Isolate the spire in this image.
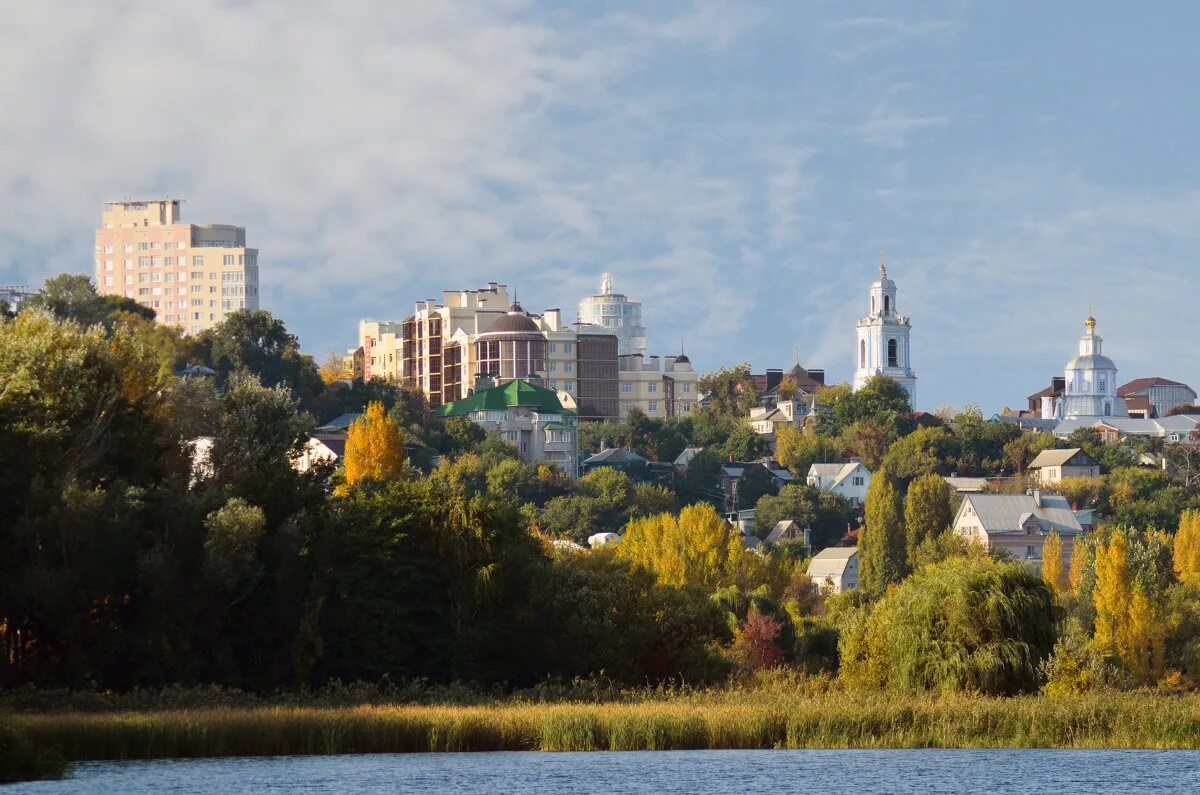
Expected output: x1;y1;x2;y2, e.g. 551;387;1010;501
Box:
601;272;613;295
879;250;887;277
1085;304;1096;330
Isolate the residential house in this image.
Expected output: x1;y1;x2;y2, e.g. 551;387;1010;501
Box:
719;461;796;509
752;364;827;405
582;446;649;477
1027;447;1099;485
434;379;579;477
295;434;347;473
806;547;859;593
953;490;1084;566
748;397;825;439
1053;416;1200;445
764;520;809;547
943;476;991;496
806;460;871;506
674;446;704;470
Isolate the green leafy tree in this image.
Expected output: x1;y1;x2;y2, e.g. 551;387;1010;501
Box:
829;375;911;435
903;474;954;564
860;472;907;593
697;364;760;422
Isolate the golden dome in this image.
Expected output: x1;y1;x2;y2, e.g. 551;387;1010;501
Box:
1085;315;1097;329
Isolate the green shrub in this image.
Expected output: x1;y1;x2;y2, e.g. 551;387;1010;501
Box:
0;717;66;783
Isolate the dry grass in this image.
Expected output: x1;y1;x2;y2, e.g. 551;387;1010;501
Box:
14;691;1200;761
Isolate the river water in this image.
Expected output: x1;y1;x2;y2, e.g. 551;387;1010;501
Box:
8;749;1200;794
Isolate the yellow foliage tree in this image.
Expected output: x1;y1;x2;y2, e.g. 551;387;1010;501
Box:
1174;510;1200;586
618;503;746;590
319;352;353;384
340;402;404;492
1042;530;1065;595
1126;584;1167;683
1092;532;1131;662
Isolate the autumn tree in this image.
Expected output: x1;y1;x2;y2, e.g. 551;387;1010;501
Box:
618;503;745;590
1174;510;1200;586
775;424;833;477
1127;584;1167;683
1042;530;1065;595
903;474;953;565
341;401;405;490
860;473;907;594
1069;537;1093;595
733;608;786;670
839;421;891;471
1093;532;1132;662
319;352;352;384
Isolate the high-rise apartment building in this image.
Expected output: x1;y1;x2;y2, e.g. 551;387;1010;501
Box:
618;353;698;420
577;273;646;357
94;199;260;334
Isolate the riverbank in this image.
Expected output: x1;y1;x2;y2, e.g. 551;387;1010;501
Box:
12;691;1200;761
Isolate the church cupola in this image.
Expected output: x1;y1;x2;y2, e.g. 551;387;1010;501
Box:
853;253;917;406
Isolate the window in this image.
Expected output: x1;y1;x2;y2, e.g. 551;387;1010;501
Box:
151;256;162;267
191;271;203;280
138;256;149;267
104;276;113;286
124;259;133;268
164;256;174;267
548;342;557;353
648;401;658;412
124;243;134;253
138;273;150;283
621;401;633;412
549;362;558;373
887;338;898;368
193;256;203;267
884;295;891;313
138;288;149;296
563;343;573;354
648;383;657;393
853;476;864;486
104;260;113;270
150;241;161;250
223;255;235;266
103;244;113;254
860;340;866;368
1098;376;1107;393
621;383;632;394
123;275;133;285
564;363;573;373
682;383;692;393
165;242;175;250
138;242;149;251
1026;545;1037;559
191;285;202;293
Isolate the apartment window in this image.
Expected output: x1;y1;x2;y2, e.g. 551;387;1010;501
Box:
165;315;173;322
151;256;162;267
193;313;202;320
564;343;573;354
178;240;186;250
223;255;235;266
124;259;132;268
191;325;201;333
222;299;233;310
138;256;149;267
209;286;217;293
548;342;557;353
178;272;187;281
192;256;203;267
209;300;216;307
648;383;657;393
548;381;557;390
177;300;187;309
138;288;150;296
680;401;690;412
124;275;133;285
191;285;202;293
138;242;149;251
191;271;202;280
138;273;149;283
124;243;134;253
191;299;203;306
104;260;113;270
238;254;244;265
209;313;215;321
165;242;175;250
621;401;633;412
549;362;558;373
150;241;161;250
682;384;692;394
210;273;217;280
564;363;573;373
103;244;113;254
152;288;162;296
648;401;658;412
104;276;113;286
164;256;174;267
621;383;632;394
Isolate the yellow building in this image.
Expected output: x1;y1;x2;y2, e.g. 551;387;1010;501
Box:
618;353;698;420
94;199;260;334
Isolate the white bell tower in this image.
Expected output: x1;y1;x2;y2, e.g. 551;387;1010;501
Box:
853;254;917;406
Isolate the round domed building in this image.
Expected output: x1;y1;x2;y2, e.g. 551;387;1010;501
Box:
1057;314;1127;419
475;302;547;381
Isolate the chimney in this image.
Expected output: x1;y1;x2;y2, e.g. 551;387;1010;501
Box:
600;438;608;452
808;369;826;385
544;308;561;330
1028;488;1042;508
766;369;784;392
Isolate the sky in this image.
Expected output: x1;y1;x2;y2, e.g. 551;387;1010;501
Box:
2;1;1198;413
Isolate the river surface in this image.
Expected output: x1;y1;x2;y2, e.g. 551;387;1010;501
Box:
8;749;1200;794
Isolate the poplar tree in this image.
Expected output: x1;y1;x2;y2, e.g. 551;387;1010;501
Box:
618;503;746;590
1127;584;1166;683
860;473;907;594
1093;532;1132;661
1068;537;1093;596
1174;510;1200;586
903;474;953;565
341;401;405;491
1042;530;1065;595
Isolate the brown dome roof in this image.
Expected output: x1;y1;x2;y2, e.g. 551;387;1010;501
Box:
481;303;540;335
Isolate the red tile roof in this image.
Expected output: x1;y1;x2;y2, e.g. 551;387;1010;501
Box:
1118;377;1187;396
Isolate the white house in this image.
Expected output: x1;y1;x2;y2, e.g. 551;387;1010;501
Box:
953;490;1083;568
1027;447;1099;485
806;547;859;593
806;460;871;506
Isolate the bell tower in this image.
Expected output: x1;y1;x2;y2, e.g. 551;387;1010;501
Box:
853;253;917;406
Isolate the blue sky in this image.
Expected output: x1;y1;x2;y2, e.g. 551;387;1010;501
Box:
2;1;1197;412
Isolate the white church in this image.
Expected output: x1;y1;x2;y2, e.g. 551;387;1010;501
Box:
1040;314;1128;420
853;259;917;406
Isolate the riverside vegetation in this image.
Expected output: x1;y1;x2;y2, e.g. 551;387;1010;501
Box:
6;276;1200;778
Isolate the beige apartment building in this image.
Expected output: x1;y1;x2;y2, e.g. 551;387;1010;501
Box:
94;199;260;334
618;353;698;420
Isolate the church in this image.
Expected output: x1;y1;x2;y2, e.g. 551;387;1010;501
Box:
853;259;917;406
1041;314;1128;420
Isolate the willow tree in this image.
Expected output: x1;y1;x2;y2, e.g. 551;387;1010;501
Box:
1042;530;1065;595
860;473;907;594
341;401;405;491
903;474;953;565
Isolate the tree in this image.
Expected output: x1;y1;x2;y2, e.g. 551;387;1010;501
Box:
1127;584;1166;683
1175;511;1200;587
733;608;786;671
720;423;770;462
677;450;723;508
903;474;953;564
735;465;777;510
203;498;267;600
879;426;956;484
318;352;352;384
341;401;405;490
618;503;746;590
830;375;911;435
839;421;891;471
754;484;817;537
774;424;832;477
859;473;907;593
1093;532;1132;662
697;364;759;423
1042;530;1065;595
22;274;154;329
191;310;323;405
840;556;1055;695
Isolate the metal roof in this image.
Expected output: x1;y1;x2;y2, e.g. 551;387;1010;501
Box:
435;379;573;418
1028;448;1089;469
959;493;1082;536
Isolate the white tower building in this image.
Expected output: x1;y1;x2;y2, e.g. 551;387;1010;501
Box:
853;258;917;406
577;273;647;357
1057;314;1127;419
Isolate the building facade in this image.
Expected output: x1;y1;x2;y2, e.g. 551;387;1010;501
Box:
577;272;646;357
435;379;579;477
953;490;1083;566
618;353;698;420
806;548;859;593
806;461;872;506
1027;447;1100;486
1118;377;1198;418
853;260;916;405
1057;315;1128;419
94;199;260;334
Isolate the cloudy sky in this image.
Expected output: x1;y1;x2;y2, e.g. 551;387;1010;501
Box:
2;1;1197;411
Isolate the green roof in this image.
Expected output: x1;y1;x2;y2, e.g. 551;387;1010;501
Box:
543;421;573;431
435;379;574;418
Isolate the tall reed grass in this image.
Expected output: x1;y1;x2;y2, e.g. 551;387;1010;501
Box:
14;692;1200;762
